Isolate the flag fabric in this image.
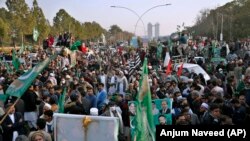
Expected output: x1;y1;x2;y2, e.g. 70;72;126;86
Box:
166;59;172;76
128;52;141;76
168;39;173;53
163;52;170;67
156;43;163;59
0;58;13;74
0;94;8;103
6;55;57;98
19;43;25;55
177;63;184;77
70;40;82;51
236;80;245;95
12;50;21;71
133;58;155;141
33;28;39;42
58;87;67;113
70;50;77;68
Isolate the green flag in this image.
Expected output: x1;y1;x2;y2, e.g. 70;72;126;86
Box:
33;28;39;42
134;58;155;141
12;49;20;71
58;87;67;113
70;40;81;51
0;58;13;74
236;80;245;95
19;42;25;55
0;94;8;103
156;43;163;60
6;54;57;98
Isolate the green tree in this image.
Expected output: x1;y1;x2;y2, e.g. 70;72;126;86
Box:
6;0;32;44
53;9;74;34
189;0;250;41
81;21;105;41
109;25;122;35
31;0;50;43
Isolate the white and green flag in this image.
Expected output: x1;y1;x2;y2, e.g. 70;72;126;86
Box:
33;28;39;42
6;55;57;98
133;58;155;141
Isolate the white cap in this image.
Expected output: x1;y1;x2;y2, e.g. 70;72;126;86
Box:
50;73;55;77
200;103;209;110
66;75;71;79
188;79;193;82
90;108;98;116
0;77;5;82
44;103;52;109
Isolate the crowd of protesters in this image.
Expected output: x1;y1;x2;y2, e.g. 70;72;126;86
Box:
0;32;250;141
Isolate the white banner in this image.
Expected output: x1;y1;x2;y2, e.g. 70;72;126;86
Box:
54;113;119;141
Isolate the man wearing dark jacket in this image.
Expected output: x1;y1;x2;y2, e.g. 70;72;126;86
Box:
1;103;25;141
21;85;41;130
201;104;221;125
156;85;166;99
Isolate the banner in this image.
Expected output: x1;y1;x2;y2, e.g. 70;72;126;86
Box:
130;36;138;48
6;55;57;98
54;113;119;141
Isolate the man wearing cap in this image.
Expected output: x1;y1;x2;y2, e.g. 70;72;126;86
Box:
201;103;221;125
47;73;57;86
198;102;209;122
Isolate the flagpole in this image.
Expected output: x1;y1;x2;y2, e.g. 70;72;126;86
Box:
22;33;24;53
0;98;20;125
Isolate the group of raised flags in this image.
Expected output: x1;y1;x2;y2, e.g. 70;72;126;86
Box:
131;51;185;140
163;52;184;78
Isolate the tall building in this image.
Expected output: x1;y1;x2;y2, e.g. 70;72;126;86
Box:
147;22;153;40
155;23;160;39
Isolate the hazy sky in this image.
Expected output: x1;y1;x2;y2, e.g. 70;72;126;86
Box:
0;0;232;36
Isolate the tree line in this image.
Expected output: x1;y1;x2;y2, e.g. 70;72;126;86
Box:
188;0;250;41
0;0;133;46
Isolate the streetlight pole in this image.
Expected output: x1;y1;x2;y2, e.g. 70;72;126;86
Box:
110;6;146;36
134;3;171;36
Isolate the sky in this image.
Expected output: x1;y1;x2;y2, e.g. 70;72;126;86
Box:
0;0;233;36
